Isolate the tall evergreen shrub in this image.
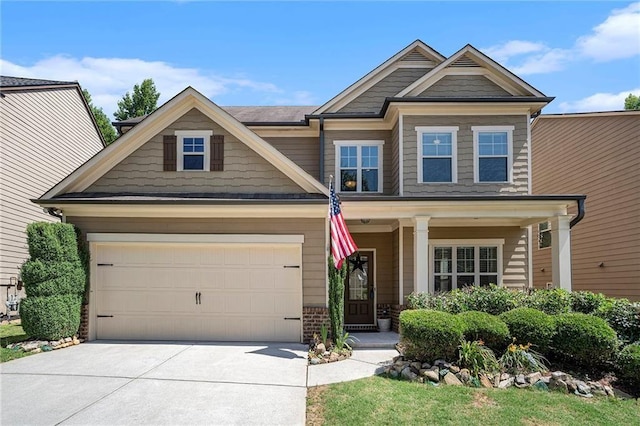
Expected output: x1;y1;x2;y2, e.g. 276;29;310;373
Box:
328;256;348;341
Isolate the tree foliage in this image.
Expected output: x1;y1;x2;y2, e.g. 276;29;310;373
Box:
113;78;160;121
82;89;117;145
328;257;348;341
624;93;640;110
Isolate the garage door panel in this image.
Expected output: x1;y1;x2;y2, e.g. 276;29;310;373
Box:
95;241;302;342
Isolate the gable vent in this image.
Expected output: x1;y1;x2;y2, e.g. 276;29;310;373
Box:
450;55;480;67
402;50;430;62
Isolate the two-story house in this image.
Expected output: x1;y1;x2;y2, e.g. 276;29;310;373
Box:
35;41;584;343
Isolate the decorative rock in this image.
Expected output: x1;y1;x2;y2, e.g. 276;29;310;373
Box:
434;359;446;367
549;379;568;393
439;368;449;378
540;376;551;384
423;370;440;383
566;380;577;393
30;348;42;354
575;381;590;394
329;352;340;362
551;371;567;381
22;342;39;351
410;362;422;372
533;381;549;391
515;374;526;386
401;367;418;381
41;345;52;352
479;374;493;388
498;377;514;389
309;357;320;365
604;385;615;397
526;372;542;384
459;369;470;384
443;372;463;386
575;391;593;398
421;362;431;369
315;343;326;355
64;337;72;343
592;389;608;397
450;366;460;374
389;369;399;379
500;373;511;381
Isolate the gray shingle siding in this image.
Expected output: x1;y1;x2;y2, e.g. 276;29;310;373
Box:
418;75;511;97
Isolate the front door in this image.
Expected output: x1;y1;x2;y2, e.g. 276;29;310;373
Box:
344;251;374;325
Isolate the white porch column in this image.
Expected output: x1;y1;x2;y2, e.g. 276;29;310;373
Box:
413;216;430;294
550;215;572;291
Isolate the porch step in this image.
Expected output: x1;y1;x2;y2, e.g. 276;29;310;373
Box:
348;331;400;349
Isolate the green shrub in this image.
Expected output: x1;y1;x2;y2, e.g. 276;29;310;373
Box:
400;310;463;362
553;313;618;366
21;260;85;297
500;308;556;352
407;290;468;314
570;291;607;314
19;294;82;340
595;298;640;344
617;343;640;387
524;289;572;315
499;340;549;374
464;285;524;315
458;340;499;376
457;311;510;351
26;222;78;262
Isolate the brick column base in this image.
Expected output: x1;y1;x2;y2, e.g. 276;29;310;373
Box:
78;303;89;340
302;306;329;343
390;304;407;333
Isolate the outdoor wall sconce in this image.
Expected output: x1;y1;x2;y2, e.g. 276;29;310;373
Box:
598;262;605;268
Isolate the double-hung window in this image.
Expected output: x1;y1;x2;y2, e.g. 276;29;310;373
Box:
334;140;384;192
431;240;503;292
472;126;513;183
176;130;213;171
538;222;551;249
416;126;458;183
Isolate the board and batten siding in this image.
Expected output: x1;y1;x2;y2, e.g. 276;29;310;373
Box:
532;113;640;300
264;137;320;180
67;217;327;307
337;68;430;114
88;108;305;194
323;129;392;194
403;115;529;195
351;232;396;305
0;87;103;303
417;75;512;97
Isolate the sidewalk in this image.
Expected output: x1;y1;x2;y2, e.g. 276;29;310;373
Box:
307;347;399;387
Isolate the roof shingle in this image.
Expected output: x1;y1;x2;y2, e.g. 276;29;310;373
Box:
0;76;77;88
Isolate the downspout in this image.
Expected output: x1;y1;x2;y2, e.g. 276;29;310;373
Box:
319;117;325;184
569;198;585;229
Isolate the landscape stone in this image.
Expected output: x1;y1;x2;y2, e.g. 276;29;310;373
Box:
566;380;577;393
479;374;493;388
500;373;511;381
423;370;440;383
540;376;551;384
389;369;400;379
401;367;418;381
575;390;593;398
309;357;320;365
526;372;542;383
443;372;463;386
498;377;514;389
434;359;446;367
329;352;339;362
533;381;549;392
551;371;567;381
439;368;449;378
459;369;470;384
575;381;590;395
421;362;431;369
515;375;526;385
410;362;422;372
450;366;460;374
549;379;568;393
604;386;615;397
315;343;326;355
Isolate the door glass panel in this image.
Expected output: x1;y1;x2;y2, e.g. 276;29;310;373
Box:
348;255;369;300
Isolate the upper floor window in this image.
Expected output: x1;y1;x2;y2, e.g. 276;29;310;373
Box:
334;140;384;192
472;126;514;183
416;126;458;183
176;130;213;171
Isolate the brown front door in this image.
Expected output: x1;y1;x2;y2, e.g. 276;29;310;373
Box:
344;251;374;325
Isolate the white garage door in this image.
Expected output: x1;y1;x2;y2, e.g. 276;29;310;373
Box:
93;237;302;342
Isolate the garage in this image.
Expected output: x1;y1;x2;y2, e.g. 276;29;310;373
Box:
88;234;304;342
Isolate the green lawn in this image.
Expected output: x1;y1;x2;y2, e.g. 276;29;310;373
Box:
307;376;640;426
0;323;31;363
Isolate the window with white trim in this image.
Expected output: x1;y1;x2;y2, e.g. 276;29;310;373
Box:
176;130;213;171
334;140;384;192
538;221;551;249
430;240;503;292
416;126;458;183
472;126;514;183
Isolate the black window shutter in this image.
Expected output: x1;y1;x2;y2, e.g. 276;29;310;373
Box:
163;135;177;171
210;134;224;171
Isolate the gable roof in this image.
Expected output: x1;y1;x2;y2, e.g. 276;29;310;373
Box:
312;40;446;114
0;75;77;88
397;44;546;98
42;87;329;199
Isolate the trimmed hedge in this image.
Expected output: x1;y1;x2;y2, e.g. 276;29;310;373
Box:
553;313;618;366
27;222;78;262
499;308;556;352
524;289;572;315
595;298;640;344
19;294;82;340
570;291;607;314
463;285;524;316
457;311;510;351
21;260;85;297
400;310;463;362
617;343;640;387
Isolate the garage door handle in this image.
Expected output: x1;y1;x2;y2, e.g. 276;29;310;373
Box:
97;315;113;318
284;317;301;320
283;265;300;268
195;292;202;305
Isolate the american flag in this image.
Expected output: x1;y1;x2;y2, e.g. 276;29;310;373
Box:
329;180;357;269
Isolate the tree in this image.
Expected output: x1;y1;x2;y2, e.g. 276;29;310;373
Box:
624;93;640;110
328;256;348;342
113;78;160;121
82;89;117;145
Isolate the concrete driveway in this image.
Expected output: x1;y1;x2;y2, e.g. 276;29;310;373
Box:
1;341;308;425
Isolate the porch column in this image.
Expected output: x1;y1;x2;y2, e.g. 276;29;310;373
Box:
550;215;572;291
413;216;430;294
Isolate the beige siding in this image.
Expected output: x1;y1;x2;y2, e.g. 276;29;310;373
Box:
324;129;393;194
418;75;511;97
351;232;396;304
0;87;103;304
67;217;327;307
338;68;430;113
264;137;320;180
390;120;400;195
532;113;640;300
88;108;305;194
403;115;529;195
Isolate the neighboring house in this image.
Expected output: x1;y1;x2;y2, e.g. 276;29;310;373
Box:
532;111;639;301
35;41;584;343
0;76;105;311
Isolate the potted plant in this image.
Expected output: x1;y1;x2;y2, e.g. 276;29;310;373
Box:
377;308;391;332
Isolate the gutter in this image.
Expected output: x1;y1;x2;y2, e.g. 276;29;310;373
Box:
569;197;585;229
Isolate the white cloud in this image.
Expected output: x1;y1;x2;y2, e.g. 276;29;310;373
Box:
272;91;317;106
577;2;640;62
481;41;572;75
0;55;306;118
558;88;640;112
482;40;547;63
509;48;572;75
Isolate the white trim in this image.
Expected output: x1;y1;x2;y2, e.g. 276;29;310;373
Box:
398;114;404;196
348;224;393;233
86;233;305;244
527;225;533;289
398;224;404;303
526;115;532;194
429;239;505;291
88;241;97;341
334;140;385;193
175;130;213;172
415;126;459;184
472;125;514;184
413;216;430;294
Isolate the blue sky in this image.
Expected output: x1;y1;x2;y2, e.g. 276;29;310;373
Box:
2;1;639;117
